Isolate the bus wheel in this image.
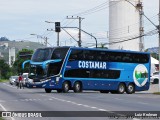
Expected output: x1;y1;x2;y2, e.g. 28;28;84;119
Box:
126;83;135;94
117;83;125;94
100;90;109;93
73;82;82;93
57;89;62;93
62;81;70;93
45;89;52;93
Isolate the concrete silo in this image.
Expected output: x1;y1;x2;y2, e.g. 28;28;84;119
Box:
109;0;143;51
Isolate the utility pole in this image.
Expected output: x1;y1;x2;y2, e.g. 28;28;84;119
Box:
67;16;84;47
136;0;144;51
44;37;48;47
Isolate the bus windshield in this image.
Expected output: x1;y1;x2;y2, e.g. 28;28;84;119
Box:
31;47;69;62
31;48;53;62
29;65;46;79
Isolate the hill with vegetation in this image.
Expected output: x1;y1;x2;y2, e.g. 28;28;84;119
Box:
0;40;45;63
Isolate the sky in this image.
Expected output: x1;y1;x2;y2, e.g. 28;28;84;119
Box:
0;0;159;49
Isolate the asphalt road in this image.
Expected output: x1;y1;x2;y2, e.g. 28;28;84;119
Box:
0;82;160;120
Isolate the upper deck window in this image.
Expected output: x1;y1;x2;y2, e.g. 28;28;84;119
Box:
51;48;69;59
31;48;53;62
31;47;69;62
69;49;149;63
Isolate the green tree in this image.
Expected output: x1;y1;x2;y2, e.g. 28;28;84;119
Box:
145;49;159;60
13;49;33;74
97;43;108;49
0;59;11;79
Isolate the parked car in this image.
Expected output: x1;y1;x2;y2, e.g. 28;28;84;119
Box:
9;76;18;85
150;72;159;84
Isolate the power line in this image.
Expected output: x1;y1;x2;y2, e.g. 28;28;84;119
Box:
85;29;158;47
71;1;121;16
108;29;158;45
72;1;108;16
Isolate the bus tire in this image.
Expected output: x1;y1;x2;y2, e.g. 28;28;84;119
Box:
62;81;70;93
100;90;109;93
45;89;52;93
126;83;135;94
117;83;125;94
57;89;62;93
73;82;82;93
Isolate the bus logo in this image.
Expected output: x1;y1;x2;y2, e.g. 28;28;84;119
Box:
133;64;148;87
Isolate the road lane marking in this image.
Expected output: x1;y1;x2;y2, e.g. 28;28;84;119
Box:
0;103;15;120
98;109;107;111
39;94;144;119
133;118;141;120
115;97;150;106
42;94;112;112
137;102;149;105
114;98;123;101
0;103;7;111
81;104;90;108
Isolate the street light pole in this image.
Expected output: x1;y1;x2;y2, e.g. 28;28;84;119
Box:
66;16;84;47
30;34;48;47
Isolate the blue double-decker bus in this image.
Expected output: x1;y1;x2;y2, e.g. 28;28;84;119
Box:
23;46;150;94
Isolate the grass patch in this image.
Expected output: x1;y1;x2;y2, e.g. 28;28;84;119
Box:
153;92;160;95
0;79;8;82
0;117;4;120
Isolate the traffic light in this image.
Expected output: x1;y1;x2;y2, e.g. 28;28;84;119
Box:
55;22;61;32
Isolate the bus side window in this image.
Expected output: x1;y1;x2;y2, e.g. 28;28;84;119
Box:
97;51;106;61
115;56;122;62
122;56;130;62
140;54;149;63
69;50;84;61
83;50;95;61
69;54;77;61
97;56;102;61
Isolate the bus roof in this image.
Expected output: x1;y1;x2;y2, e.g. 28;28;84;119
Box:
69;47;150;55
35;46;150;55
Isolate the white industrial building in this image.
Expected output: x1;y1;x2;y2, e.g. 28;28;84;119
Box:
109;0;143;51
9;47;16;67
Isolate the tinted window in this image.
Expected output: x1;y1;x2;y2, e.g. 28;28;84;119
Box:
31;48;53;62
69;50;84;60
51;48;69;59
64;69;120;79
106;52;149;63
47;62;63;76
69;49;97;61
29;65;46;79
68;49;149;63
